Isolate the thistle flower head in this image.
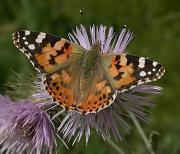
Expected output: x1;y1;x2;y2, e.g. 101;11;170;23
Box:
57;25;163;144
0;95;56;154
69;24;133;54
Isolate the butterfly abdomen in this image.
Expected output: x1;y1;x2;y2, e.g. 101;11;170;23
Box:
79;50;101;93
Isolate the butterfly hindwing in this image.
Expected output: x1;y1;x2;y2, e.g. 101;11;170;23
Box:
101;54;165;92
13;30;85;73
76;67;117;114
43;61;81;111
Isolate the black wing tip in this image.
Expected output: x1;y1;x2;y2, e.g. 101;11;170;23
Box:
12;30;25;37
12;31;20;48
12;30;29;48
157;64;165;79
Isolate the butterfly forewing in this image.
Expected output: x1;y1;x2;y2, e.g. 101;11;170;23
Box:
101;54;165;92
13;30;85;73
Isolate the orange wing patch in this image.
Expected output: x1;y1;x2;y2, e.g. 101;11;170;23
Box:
109;54;136;88
77;80;116;114
35;40;73;72
44;70;75;110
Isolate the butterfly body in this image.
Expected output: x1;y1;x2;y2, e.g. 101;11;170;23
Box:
83;50;100;69
13;30;165;115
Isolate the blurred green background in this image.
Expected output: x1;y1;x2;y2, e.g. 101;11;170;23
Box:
0;0;180;153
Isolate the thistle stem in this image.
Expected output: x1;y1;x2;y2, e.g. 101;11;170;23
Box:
129;112;155;154
106;138;126;154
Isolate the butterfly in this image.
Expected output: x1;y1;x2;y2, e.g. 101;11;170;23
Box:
12;30;165;115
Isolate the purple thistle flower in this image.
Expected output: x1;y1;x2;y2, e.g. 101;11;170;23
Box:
57;25;163;144
0;95;57;154
69;25;133;54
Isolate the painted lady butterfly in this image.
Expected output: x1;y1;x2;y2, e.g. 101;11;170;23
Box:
12;30;165;115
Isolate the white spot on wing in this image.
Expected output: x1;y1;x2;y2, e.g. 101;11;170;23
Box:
24;41;28;45
139;71;146;77
109;91;117;103
148;71;151;75
138;57;145;68
25;30;30;35
145;78;151;82
28;44;35;50
22;47;27;51
35;33;46;43
130;85;136;89
19;49;25;53
36;38;43;43
137;80;144;85
138;63;145;68
120;89;128;93
153;61;158;67
26;53;32;58
40;32;46;36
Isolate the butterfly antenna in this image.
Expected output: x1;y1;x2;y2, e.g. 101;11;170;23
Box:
79;9;85;24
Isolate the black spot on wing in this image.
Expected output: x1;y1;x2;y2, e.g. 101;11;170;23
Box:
126;54;140;67
50;38;58;47
115;55;120;61
113;72;124;80
49;55;56;65
115;62;121;69
64;42;70;49
57;47;64;55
